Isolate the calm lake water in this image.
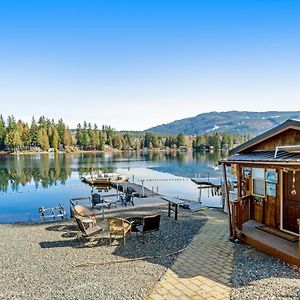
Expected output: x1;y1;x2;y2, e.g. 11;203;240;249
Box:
0;151;226;223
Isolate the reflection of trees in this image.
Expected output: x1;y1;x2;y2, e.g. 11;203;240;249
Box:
78;167;117;175
193;150;226;166
0;154;72;192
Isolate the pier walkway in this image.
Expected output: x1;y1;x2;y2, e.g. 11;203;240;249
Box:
111;182;159;197
147;208;234;300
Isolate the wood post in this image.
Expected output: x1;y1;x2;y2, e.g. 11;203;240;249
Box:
231;200;239;240
222;163;233;238
298;218;300;258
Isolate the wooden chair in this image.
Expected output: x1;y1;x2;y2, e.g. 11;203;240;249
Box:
120;189;135;206
75;216;103;239
136;215;161;243
73;205;97;226
91;193;118;209
107;218;132;246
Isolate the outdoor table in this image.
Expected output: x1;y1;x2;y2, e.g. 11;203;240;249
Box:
126;217;144;232
162;197;188;220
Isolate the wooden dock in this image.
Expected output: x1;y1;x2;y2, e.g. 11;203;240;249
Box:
111;182;159;197
191;177;222;187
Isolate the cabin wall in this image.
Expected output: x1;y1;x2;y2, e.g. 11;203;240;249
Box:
244;129;300;152
235;163;281;228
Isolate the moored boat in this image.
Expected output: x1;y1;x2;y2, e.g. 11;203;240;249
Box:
81;172;128;185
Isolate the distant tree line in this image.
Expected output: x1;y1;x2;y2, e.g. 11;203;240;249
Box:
192;132;252;151
0;115;72;152
0;115;251;152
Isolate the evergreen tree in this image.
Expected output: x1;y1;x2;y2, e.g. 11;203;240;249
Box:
51;127;60;151
30;117;39;146
176;133;186;147
0;115;6;150
63;128;73;151
38;127;50;151
57;119;66;141
75;124;84;148
5;129;22;151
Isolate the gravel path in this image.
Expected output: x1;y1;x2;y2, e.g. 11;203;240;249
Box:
231;243;300;300
0;206;206;300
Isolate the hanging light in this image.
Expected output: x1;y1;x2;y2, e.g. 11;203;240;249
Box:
291;170;297;196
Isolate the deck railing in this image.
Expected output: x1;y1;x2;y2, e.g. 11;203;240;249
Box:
231;195;252;239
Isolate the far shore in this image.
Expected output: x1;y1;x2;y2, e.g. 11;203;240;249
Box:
0;147;207;156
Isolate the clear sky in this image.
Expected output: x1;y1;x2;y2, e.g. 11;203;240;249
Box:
0;0;299;130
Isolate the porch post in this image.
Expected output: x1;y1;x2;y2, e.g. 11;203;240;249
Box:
298;218;300;258
231;200;239;240
222;163;233;238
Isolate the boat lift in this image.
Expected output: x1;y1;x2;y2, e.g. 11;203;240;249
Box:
39;204;66;220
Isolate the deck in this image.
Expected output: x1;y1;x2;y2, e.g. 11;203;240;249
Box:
239;220;300;267
111;182;159;197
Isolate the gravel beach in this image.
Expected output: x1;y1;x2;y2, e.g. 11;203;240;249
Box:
231;243;300;300
0;206;206;300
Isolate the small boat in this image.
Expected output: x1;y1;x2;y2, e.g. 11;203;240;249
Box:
81;172;128;185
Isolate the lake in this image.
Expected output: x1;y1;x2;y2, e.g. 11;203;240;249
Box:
0;151;226;223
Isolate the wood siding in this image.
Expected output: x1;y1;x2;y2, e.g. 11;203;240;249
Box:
244;129;300;152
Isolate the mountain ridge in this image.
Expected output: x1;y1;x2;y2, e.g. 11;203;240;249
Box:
146;111;300;136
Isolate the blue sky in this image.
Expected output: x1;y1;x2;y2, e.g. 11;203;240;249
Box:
0;0;299;130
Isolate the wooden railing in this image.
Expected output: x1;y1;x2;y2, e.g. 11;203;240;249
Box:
231;195;252;239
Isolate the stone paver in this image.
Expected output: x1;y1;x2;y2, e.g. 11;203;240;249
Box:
147;208;234;300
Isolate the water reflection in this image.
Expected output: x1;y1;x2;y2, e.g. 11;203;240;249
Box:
0;151;226;193
0;151;227;223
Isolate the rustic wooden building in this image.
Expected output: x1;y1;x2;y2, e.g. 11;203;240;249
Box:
221;119;300;267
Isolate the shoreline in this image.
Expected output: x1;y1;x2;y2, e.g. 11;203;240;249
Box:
0;147;227;156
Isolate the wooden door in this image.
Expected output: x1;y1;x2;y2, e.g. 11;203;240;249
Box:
283;171;300;234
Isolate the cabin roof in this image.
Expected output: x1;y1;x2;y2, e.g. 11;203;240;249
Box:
223;150;300;164
229;119;300;155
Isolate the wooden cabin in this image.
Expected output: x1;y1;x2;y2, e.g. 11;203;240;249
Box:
221;119;300;267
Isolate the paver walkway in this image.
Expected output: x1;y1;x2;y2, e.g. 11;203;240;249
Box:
147;208;234;300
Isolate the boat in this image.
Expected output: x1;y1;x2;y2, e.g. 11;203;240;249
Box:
81;172;128;185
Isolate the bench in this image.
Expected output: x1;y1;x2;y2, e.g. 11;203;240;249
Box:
162;197;188;220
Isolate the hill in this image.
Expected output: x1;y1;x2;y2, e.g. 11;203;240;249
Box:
146;111;300;135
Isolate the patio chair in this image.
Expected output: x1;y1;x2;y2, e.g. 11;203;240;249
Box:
120;188;135;206
91;193;117;209
107;218;132;246
136;215;161;243
75;215;103;239
73;205;96;226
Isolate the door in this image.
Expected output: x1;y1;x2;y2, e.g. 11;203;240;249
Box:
282;171;300;234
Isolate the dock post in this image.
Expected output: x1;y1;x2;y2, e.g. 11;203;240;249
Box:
141;180;145;197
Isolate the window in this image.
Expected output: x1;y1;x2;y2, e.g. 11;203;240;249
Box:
252;168;265;196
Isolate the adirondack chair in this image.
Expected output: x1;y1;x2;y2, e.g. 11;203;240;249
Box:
120;188;135;206
75;215;103;239
91;193;118;209
73;205;97;226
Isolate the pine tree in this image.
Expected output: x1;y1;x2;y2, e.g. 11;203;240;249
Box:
63;128;73;151
30;117;39;147
21;123;31;149
75;124;84;148
51;127;60;151
57;119;66;141
0;115;6;150
37;127;50;151
176;134;186;147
